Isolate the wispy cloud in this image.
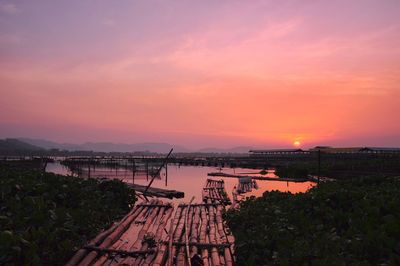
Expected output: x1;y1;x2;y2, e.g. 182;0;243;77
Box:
0;3;20;14
0;33;22;44
102;18;116;27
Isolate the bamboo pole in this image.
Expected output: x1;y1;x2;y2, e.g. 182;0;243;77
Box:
121;200;161;265
82;245;155;257
77;204;144;266
190;206;202;265
66;206;139;266
154;204;178;266
189;206;200;258
152;240;168;266
208;203;220;266
94;199;159;265
184;197;195;266
216;205;233;266
143;205;174;266
163;242;231;248
133;204;166;265
166;205;183;266
171;204;186;263
138;202;172;265
176;246;186;266
92;202;152;266
199;205;209;266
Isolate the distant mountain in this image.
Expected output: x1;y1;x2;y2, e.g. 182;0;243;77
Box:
0;138;45;155
18;138;64;150
16;138;253;154
19;138;190;153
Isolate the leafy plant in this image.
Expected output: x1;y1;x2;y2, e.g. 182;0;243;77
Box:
275;164;309;179
0;164;136;265
225;175;400;265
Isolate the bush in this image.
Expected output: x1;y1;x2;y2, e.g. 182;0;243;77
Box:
225;176;400;265
0;166;136;265
275;165;310;179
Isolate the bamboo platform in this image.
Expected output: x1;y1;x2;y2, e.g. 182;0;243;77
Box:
66;200;174;266
208;172;312;182
202;179;231;205
126;183;185;199
67;199;236;266
167;200;235;266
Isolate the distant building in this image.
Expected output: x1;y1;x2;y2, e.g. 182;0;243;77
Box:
309;146;400;154
309;146;364;154
249;149;307;157
249;146;400;157
359;147;400;153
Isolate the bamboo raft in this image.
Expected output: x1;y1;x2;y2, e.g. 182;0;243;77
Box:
67;200;174;266
126;183;185;199
169;200;235;266
202;179;231;205
67;199;235;266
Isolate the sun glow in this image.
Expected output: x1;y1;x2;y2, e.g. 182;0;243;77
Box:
293;140;301;147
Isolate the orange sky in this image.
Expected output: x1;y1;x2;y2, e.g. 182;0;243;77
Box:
1;1;399;149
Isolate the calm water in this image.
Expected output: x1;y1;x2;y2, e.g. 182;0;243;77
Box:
46;162;315;203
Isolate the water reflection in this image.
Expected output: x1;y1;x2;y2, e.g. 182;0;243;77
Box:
46;163;315;203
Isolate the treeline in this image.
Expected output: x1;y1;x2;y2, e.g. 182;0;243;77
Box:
275;156;400;180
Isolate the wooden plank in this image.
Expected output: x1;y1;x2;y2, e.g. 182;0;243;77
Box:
208;172;312;182
126;183;184;199
66;206;140;266
82;245;155;257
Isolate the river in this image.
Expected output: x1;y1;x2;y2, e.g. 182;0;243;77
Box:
46;162;315;203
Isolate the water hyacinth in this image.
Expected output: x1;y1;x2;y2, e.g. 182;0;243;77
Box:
225;176;400;265
0;164;136;265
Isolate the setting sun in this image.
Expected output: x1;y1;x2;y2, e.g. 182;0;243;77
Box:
293;140;301;147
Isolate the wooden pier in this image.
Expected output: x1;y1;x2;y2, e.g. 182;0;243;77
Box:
208;172;312;182
67;199;235;265
202;179;231;205
126;183;185;199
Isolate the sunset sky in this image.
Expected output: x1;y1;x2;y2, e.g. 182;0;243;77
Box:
1;0;399;149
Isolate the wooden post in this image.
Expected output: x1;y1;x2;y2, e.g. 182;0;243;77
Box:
132;158;135;184
146;159;149;181
144;149;173;198
318;150;321;184
165;162;168;186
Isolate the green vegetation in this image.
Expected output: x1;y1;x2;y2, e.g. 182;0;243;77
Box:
274;155;400;180
0;164;136;265
225;175;400;265
275;164;310;179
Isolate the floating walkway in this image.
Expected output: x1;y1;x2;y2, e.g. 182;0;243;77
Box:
208;172;312;182
67;198;235;266
170;200;235;266
202;179;231;205
126;183;185;199
67;200;173;266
